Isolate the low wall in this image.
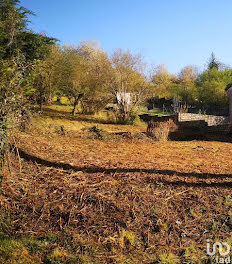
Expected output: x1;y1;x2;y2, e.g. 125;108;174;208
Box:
207;124;232;133
178;113;230;126
139;114;177;123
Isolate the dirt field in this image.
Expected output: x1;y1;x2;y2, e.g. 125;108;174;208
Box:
0;107;232;263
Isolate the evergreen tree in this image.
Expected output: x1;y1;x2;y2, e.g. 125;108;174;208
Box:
208;52;220;70
0;0;56;176
0;0;56;60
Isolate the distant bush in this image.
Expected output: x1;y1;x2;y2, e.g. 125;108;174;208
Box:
89;125;104;139
114;109;140;125
89;125;103;134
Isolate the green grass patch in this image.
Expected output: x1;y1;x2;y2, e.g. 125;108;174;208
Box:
138;108;172;116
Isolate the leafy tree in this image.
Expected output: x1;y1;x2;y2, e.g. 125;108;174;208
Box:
0;0;56;176
58;45;87;115
168;59;231;108
151;64;177;98
207;52;229;71
28;45;62;111
0;53;28;176
77;42;113;114
196;67;231;106
59;42;112;115
170;66;198;104
110;49;148;123
0;0;56;60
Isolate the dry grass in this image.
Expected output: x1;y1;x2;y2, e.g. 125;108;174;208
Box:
147;120;177;142
28;105;146;137
0;107;232;263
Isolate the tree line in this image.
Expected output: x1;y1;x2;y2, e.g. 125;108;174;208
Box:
27;43;149;123
1;0;232;165
151;53;231;108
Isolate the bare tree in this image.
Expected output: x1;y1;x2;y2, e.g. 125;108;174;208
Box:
110;49;148;123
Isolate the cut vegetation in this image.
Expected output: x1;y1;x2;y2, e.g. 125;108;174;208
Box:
0;106;231;263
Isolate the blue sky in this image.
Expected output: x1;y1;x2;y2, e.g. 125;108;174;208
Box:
21;0;232;74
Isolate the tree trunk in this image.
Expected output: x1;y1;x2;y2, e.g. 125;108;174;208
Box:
39;91;43;112
39;100;42;112
71;94;83;116
47;92;53;105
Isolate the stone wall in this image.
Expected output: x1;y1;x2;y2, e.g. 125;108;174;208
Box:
207;124;232;134
178;113;230;126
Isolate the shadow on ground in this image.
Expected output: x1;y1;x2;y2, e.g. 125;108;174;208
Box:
16;147;232;188
37;107;117;125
